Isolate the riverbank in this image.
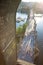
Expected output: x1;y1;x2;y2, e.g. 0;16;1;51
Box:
17;18;39;64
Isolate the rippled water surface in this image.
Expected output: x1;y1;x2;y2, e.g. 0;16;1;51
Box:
35;16;43;65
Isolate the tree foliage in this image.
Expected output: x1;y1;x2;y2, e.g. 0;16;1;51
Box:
16;22;27;36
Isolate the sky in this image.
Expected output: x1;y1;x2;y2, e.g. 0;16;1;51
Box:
22;0;43;2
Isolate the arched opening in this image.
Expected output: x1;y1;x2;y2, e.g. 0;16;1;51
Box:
16;1;43;65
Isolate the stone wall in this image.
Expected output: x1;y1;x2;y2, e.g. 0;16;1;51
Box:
0;0;21;65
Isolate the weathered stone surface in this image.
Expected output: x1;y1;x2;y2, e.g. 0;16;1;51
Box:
0;0;21;65
0;0;20;16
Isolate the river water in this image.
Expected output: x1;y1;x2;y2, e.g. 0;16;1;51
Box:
35;16;43;65
16;13;28;28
